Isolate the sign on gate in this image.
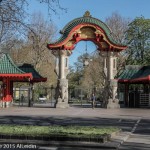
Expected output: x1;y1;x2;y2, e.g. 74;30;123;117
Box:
79;95;84;98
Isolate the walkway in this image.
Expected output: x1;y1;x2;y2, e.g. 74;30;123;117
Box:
0;107;150;149
0;107;150;119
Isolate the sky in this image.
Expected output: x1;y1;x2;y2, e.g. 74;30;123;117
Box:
27;0;150;67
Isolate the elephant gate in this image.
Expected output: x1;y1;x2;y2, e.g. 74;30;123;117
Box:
47;11;127;108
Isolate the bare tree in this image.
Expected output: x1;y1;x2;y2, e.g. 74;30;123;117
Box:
10;12;58;87
0;0;66;51
27;12;57;69
35;0;67;18
105;12;130;43
105;12;131;73
0;0;26;49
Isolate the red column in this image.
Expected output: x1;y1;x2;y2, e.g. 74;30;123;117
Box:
2;78;12;102
10;81;13;98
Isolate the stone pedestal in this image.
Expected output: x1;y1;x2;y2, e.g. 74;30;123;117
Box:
55;78;69;108
1;101;12;108
107;99;120;109
106;79;120;109
55;97;69;108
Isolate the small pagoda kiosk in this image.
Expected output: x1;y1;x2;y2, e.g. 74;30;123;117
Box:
0;53;47;108
117;65;150;107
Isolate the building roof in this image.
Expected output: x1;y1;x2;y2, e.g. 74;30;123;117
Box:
0;53;32;79
0;53;46;82
117;65;150;83
18;64;47;82
0;53;25;74
48;11;125;47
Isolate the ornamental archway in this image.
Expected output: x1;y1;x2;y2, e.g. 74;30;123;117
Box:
47;11;127;108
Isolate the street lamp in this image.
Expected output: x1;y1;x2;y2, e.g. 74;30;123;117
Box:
51;85;54;106
82;41;93;67
83;41;89;67
83;56;89;67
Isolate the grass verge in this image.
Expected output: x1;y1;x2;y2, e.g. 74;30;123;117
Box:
0;125;119;138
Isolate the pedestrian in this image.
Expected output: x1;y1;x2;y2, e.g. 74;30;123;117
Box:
91;93;96;109
20;94;24;106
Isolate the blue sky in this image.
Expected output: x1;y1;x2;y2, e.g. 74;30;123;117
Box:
27;0;150;67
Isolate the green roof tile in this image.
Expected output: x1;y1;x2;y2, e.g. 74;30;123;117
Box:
131;66;150;79
117;65;150;80
0;54;46;82
18;64;44;79
49;14;125;46
0;53;25;74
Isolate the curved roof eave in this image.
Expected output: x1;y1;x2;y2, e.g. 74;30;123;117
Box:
48;13;126;48
0;53;27;74
18;63;47;82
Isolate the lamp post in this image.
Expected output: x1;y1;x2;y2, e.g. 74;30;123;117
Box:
82;41;93;67
28;80;34;107
28;84;31;107
83;56;89;67
31;84;34;107
93;85;96;94
51;85;54;106
79;76;83;106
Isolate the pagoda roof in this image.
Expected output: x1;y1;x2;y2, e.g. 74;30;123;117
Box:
0;53;32;79
117;65;150;83
48;11;126;47
18;64;47;82
0;53;26;74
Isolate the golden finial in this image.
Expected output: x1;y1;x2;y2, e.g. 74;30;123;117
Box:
83;11;91;17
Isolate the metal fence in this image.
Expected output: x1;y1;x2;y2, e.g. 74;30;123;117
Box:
13;87;32;107
68;87;104;107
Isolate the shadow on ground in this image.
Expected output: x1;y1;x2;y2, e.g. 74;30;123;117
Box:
0;115;137;132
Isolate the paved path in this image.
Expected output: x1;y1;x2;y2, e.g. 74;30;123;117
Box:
0;107;150;119
119;134;150;150
119;119;150;150
0;106;150;149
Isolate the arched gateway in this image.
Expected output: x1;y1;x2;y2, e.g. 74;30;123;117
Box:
47;11;127;108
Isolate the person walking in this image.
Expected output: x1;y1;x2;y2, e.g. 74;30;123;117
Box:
20;94;24;106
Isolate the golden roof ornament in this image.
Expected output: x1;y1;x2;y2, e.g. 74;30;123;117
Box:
83;11;91;17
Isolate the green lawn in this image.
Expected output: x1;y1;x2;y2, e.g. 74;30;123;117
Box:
0;125;119;138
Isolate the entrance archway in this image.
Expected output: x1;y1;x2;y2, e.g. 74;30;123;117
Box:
47;11;127;108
